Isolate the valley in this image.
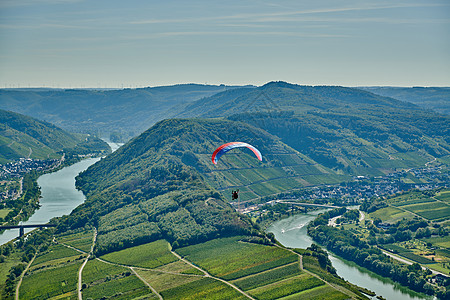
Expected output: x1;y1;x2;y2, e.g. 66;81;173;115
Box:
0;82;449;299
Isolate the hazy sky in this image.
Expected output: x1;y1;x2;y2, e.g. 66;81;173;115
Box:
0;0;449;88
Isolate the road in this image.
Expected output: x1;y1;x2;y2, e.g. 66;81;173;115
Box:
379;248;448;276
78;228;97;300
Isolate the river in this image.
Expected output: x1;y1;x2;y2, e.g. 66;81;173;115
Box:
0;142;122;245
267;213;432;300
0;142;434;299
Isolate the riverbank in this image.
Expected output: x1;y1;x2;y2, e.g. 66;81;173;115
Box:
268;212;434;300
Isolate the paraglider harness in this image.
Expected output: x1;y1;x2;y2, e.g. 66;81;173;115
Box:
232;189;239;201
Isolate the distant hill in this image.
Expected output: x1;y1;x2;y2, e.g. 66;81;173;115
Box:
0;109;110;164
358;86;450;115
59;118;343;253
0;84;244;141
176;82;450;176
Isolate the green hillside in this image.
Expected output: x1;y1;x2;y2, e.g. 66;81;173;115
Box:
58;118;343;254
178;82;450;176
0;109;110;164
359;86;450;115
0;84;243;140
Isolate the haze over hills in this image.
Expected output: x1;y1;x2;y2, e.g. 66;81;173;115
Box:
176;82;450;176
0;84;243;140
0;109;110;164
358;86;450;115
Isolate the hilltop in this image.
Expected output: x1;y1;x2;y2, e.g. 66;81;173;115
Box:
359;86;450;115
176;81;450;176
55;118;345;253
0;109;110;164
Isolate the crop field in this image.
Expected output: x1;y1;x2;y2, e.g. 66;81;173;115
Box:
256;167;287;179
154;260;203;275
394;152;429;166
249;181;283;197
134;269;202;292
436;189;450;203
231;262;302;291
57;229;94;252
389;197;435;207
397;252;435;264
0;208;11;218
82;259;129;285
268;177;303;190
422;236;450;249
0;251;23;286
280;285;349;300
398;201;450;221
82;273;153;300
247;273;324;300
20;261;82;299
275;154;307;166
291;164;324;175
382;191;450;221
32;243;83;266
230;168;265;183
175;237;298;280
369;206;414;223
100;239;177;268
160;277;247;300
302;174;346;185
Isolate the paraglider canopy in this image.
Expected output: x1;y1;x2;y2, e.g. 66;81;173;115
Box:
212;142;262;164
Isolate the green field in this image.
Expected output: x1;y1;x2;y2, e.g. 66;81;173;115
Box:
247;274;324;300
154;260;203;275
175;237;298;280
399;201;450;221
100;239;177;268
20;261;82;299
398;252;435;264
422;236;450;249
82;259;129;286
57;230;94;252
32;243;83;266
369;206;415;223
231;262;302;291
135;269;202;293
160;277;247;300
435;189;450;203
161;278;247;300
280;285;349;300
82;273;153;300
384;191;450;221
0;208;12;219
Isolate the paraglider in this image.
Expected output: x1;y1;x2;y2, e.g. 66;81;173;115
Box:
212;142;262;164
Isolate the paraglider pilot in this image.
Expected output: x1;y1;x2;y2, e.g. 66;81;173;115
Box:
232;189;239;201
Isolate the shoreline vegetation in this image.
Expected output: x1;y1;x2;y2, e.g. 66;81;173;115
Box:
306;201;449;299
0;136;111;228
0;190;447;299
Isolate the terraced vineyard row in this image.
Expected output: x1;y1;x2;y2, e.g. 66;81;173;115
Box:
16;231;357;299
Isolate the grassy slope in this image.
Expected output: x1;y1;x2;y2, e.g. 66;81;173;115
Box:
0;109;110;163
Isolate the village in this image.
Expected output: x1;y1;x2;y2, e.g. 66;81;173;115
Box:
0;158;60;179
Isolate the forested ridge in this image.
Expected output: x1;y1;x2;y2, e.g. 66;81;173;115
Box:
0;84;243;140
60;119;286;254
180;81;450;175
0;109;110;163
